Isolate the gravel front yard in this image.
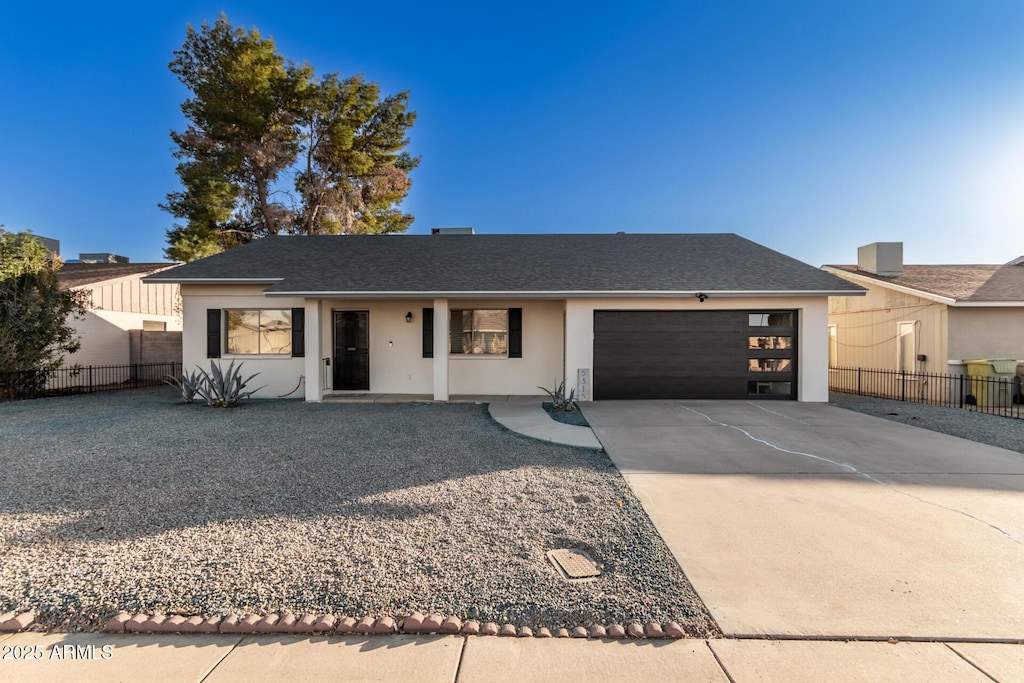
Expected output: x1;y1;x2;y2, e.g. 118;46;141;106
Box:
830;392;1024;454
0;388;717;635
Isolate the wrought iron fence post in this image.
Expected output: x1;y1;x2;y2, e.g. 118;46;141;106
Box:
900;370;905;402
857;368;862;396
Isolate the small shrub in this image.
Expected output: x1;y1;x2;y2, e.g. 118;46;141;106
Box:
538;378;577;412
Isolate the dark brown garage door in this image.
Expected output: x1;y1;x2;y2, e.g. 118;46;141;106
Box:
593;310;797;400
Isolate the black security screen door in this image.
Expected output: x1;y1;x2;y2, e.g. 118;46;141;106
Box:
333;311;369;390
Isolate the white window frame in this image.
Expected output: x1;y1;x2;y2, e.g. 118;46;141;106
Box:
224;308;293;356
897;321;918;372
828;324;838;367
448;308;509;357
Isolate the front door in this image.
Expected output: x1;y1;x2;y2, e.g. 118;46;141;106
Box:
333;311;369;390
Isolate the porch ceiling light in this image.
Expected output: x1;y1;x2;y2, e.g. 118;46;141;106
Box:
405;311;413;323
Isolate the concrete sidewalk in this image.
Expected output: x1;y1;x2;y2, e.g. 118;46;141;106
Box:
2;632;1019;682
488;401;603;449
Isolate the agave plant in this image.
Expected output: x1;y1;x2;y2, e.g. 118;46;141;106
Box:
192;360;264;407
171;360;260;409
538;378;578;412
164;367;205;404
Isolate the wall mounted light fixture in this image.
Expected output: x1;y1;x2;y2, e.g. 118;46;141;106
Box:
695;292;709;303
405;311;413;323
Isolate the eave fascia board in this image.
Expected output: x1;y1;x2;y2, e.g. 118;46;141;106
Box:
261;289;865;299
821;267;955;305
950;300;1024;307
143;277;284;285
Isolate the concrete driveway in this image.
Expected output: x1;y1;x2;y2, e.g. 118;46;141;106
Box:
582;400;1024;640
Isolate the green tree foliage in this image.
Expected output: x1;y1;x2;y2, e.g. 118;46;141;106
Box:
163;14;419;262
0;229;88;381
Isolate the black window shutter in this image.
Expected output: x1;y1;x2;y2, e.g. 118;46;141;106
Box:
291;307;305;357
422;307;434;358
508;308;522;358
206;309;221;358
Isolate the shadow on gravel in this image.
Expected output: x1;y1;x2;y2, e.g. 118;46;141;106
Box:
0;387;717;635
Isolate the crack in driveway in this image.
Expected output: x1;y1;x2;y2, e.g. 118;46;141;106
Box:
680;405;1021;544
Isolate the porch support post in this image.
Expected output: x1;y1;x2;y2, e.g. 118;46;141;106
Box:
304;299;324;402
433;298;449;401
563;299;594;401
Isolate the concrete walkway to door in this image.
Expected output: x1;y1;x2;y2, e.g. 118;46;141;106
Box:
581;400;1024;642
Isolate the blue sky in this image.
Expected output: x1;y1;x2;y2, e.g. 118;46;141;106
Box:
2;1;1024;266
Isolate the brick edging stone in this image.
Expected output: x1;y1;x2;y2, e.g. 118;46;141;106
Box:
101;611;690;639
0;610;691;639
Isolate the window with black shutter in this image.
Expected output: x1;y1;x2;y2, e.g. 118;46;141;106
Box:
291;307;305;357
206;309;221;358
508;308;522;358
422;307;434;358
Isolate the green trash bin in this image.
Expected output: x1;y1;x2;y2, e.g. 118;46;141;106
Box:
965;359;1017;407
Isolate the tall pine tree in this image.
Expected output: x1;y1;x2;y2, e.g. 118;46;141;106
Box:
163;15;418;262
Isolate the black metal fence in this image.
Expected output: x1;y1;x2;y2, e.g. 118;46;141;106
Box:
829;366;1023;419
0;362;182;402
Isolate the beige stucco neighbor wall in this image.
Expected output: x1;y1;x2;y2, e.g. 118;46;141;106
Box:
564;296;831;402
65;276;182;367
827;283;947;373
947;308;1024;363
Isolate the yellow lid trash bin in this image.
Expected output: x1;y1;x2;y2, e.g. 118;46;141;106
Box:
965;359;1017;407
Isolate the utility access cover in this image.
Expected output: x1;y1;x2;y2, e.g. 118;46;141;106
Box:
546;548;602;582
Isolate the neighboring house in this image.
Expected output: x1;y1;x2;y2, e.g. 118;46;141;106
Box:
59;262;183;367
822;242;1024;377
146;231;864;402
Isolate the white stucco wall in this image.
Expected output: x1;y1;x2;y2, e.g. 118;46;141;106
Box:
181;285;306;398
314;298;564;397
564;296;831;402
316;298;434;395
184;286;830;402
446;299;564;396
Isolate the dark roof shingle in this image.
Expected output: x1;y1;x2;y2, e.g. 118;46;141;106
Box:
148;233;863;295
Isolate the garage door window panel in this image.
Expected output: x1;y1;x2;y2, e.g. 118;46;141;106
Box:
748;358;792;372
748;335;792;350
749;312;793;327
745;311;796;398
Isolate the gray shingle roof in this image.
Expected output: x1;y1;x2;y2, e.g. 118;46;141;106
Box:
825;263;1024;302
147;233;864;295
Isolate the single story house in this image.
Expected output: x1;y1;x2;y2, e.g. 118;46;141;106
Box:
822;242;1024;377
59;261;182;367
146;231;864;402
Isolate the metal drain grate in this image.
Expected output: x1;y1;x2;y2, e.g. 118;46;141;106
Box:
546;548;602;582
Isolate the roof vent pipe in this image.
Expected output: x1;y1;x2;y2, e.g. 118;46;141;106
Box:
430;227;475;235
